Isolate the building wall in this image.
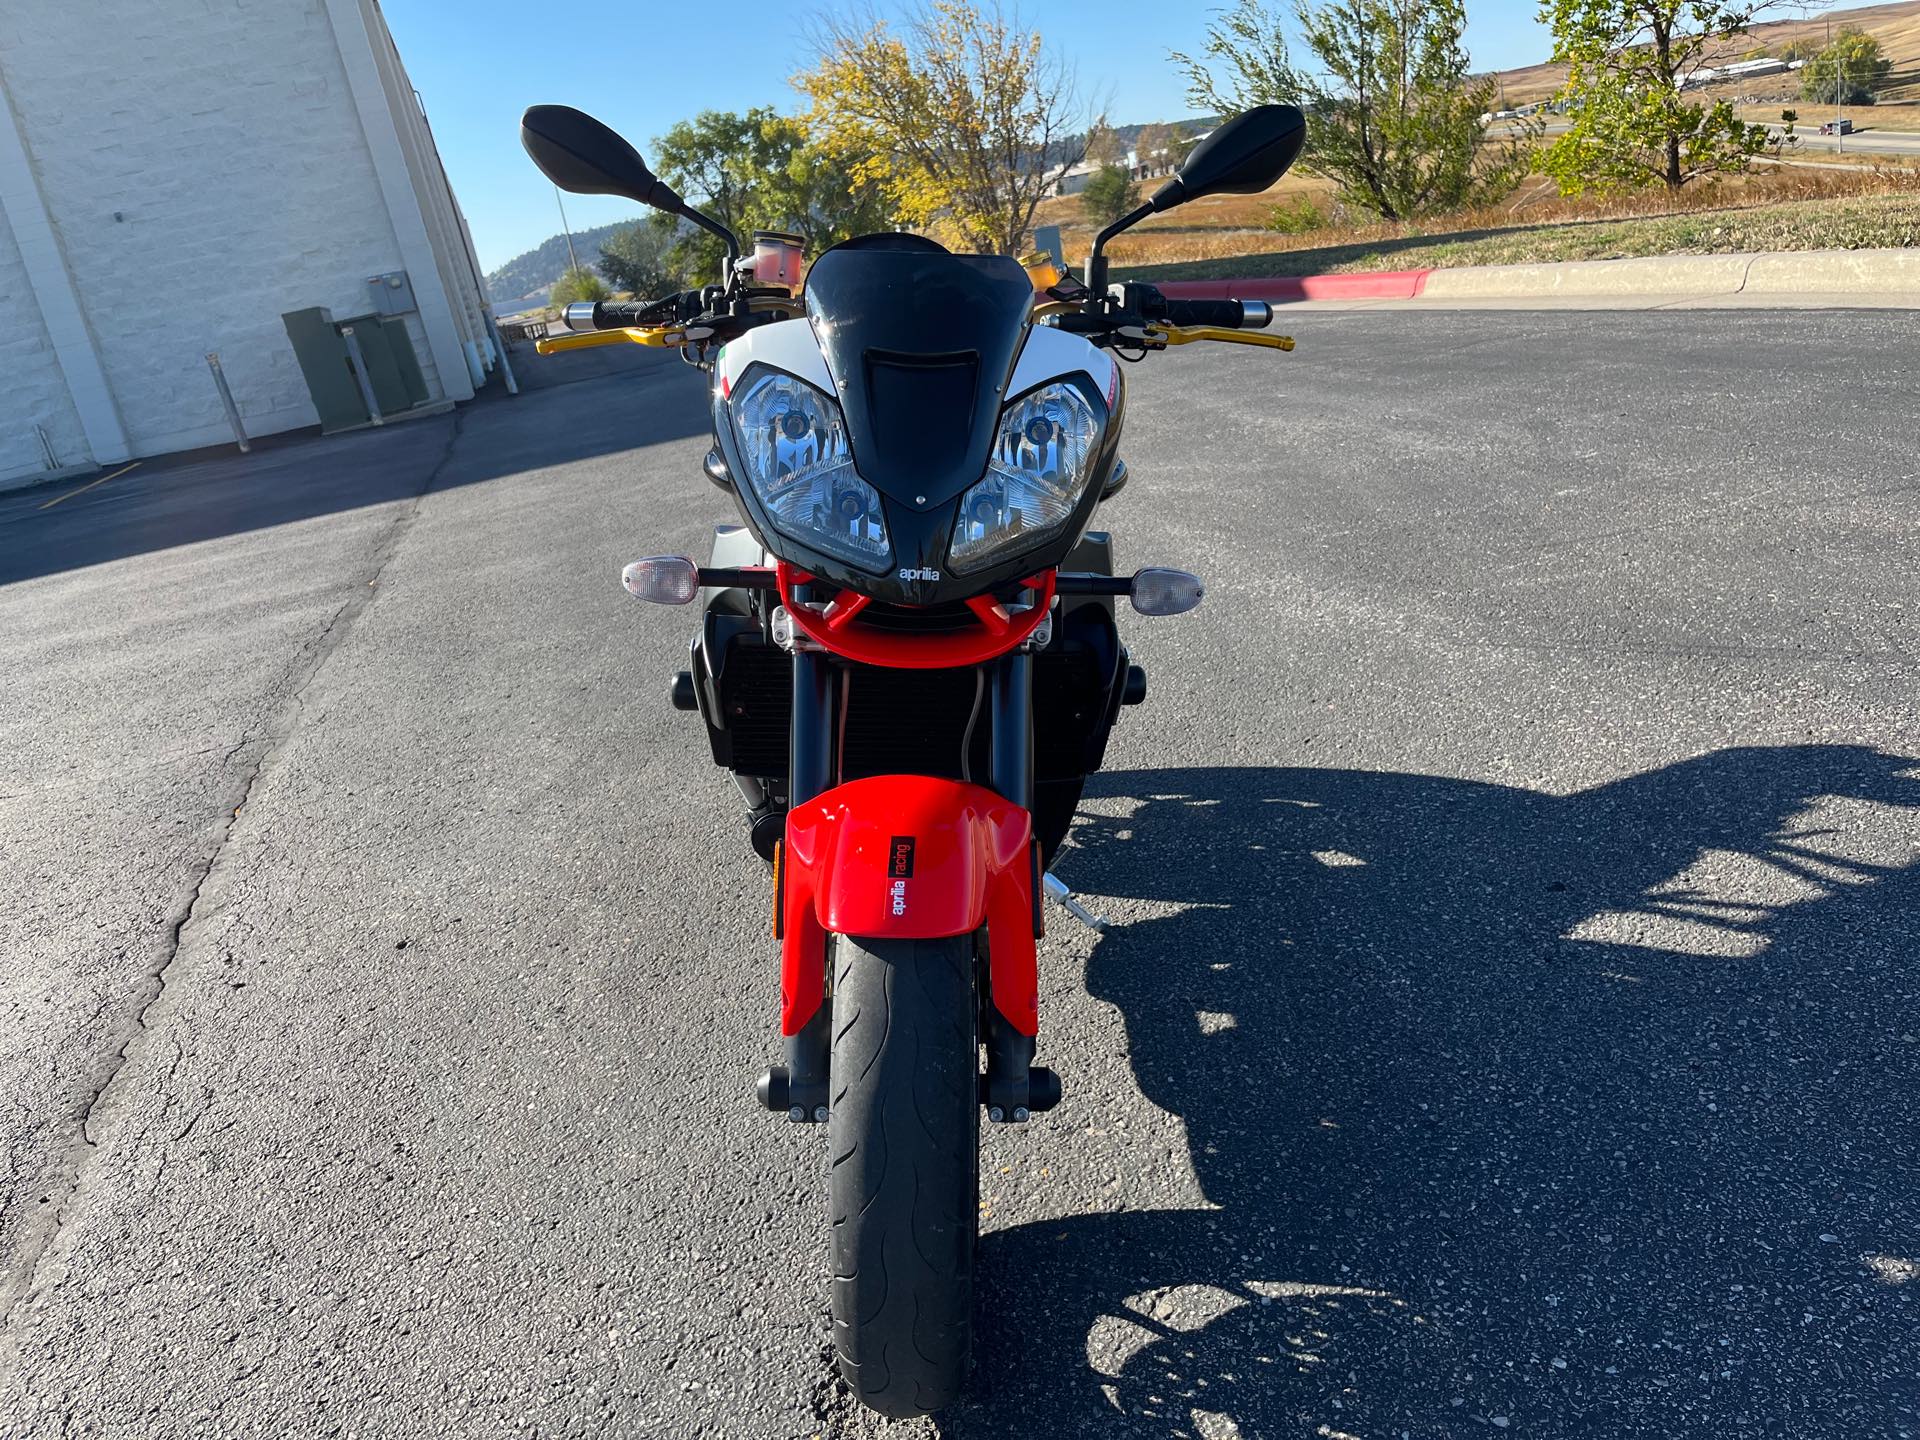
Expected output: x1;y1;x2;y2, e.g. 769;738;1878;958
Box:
0;199;89;479
0;0;492;485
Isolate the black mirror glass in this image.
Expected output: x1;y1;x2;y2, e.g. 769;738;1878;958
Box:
520;105;678;212
1150;104;1307;212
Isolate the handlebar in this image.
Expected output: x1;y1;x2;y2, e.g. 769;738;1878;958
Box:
1161;298;1274;330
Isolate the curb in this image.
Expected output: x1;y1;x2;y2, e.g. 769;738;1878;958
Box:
1158;270;1432;302
1154;249;1920;306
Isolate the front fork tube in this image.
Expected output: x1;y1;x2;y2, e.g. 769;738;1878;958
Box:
980;650;1059;1120
771;636;837;1120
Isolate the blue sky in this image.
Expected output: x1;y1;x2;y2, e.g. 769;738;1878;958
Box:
383;0;1556;272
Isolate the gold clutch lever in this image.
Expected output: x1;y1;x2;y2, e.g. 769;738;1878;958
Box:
1149;323;1295;351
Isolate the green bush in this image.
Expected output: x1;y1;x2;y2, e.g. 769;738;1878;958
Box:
550;265;610;306
1264;194;1326;233
1081;163;1141;227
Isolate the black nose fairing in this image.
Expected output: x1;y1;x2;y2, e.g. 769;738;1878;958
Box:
803;248;1034;515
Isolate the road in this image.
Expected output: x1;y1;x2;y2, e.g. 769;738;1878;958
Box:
2;313;1917;1438
1503;115;1920;157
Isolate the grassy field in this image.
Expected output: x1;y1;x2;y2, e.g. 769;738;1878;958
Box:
1110;191;1920;281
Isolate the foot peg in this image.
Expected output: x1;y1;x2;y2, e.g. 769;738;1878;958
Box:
1044;873;1109;931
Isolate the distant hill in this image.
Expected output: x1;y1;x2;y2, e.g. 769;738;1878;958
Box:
485;217;648;306
1485;0;1920;104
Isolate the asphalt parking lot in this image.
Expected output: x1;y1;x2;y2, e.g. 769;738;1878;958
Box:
2;310;1916;1439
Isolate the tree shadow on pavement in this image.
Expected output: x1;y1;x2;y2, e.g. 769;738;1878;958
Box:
948;747;1920;1438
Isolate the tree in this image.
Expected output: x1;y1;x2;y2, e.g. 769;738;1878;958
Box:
798;0;1087;254
597;223;681;298
1540;0;1778;193
644;107;896;281
550;265;609;306
1081;162;1142;225
1800;28;1891;107
1133;122;1174;174
1166;120;1202;166
1084;116;1125;166
1175;0;1532;222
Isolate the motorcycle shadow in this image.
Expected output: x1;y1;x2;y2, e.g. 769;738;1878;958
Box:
944;749;1920;1438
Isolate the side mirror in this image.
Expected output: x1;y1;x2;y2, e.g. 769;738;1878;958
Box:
1149;104;1307;212
521;105;682;211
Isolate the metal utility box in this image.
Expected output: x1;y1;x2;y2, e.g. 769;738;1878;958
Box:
365;270;417;317
338;314;431;415
282;307;365;432
282;306;431;433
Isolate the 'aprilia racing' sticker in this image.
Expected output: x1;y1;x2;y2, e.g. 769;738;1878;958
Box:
887;836;916;879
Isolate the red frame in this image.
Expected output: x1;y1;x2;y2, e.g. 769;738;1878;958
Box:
779;775;1039;1037
776;561;1056;669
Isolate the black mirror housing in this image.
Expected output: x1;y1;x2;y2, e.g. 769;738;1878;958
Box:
521;104;684;213
1150;104;1307;212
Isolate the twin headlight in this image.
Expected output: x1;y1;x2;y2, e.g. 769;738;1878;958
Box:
729;371;1101;575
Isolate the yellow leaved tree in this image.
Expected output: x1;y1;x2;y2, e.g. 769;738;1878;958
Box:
797;1;1086;256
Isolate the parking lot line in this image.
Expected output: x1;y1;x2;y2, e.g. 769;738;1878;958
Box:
38;461;141;511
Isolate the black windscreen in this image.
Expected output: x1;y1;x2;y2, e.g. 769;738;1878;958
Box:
804;247;1032;512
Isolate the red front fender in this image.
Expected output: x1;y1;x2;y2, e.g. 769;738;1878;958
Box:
779;775;1039;1038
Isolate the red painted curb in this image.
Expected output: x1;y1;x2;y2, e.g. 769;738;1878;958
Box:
1157;269;1432;303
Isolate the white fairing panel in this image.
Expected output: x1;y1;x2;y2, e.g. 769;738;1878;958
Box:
1009;324;1120;410
716;318;835;398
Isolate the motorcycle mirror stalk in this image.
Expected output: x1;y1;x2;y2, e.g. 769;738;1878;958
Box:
1083;102;1308;297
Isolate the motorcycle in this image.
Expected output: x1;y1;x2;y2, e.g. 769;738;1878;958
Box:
518;100;1307;1418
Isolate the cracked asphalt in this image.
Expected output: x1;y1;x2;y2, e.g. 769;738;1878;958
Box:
1;311;1917;1439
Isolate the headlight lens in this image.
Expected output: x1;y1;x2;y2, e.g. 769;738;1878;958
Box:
731;371;889;570
948;383;1101;574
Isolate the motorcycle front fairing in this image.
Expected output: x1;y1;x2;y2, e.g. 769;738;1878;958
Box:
707;247;1127;606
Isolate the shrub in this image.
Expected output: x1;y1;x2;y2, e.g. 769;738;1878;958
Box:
1081;163;1142;227
1264;194;1326;233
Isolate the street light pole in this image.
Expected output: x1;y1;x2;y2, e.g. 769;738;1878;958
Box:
554;184;580;275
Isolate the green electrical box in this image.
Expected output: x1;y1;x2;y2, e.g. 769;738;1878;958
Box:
282;307;433;433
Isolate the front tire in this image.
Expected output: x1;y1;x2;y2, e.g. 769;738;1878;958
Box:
828;934;979;1417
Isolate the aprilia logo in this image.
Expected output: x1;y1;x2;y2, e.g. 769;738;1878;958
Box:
899;567;941;582
890;879;907;916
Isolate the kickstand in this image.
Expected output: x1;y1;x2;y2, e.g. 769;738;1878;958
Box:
1044;872;1109;932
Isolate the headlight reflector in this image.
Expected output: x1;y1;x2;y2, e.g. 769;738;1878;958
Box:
948;383;1100;573
732;371;888;570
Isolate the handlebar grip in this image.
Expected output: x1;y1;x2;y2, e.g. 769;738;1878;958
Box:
1162;298;1274;330
560;296;686;332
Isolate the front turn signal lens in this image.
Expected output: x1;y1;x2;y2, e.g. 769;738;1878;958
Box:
1130;568;1204;616
622;556;700;605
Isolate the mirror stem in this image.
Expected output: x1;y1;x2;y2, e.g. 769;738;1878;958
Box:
1085;200;1155;300
680;205;741;276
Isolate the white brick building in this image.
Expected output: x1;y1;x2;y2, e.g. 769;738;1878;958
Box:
0;0;497;488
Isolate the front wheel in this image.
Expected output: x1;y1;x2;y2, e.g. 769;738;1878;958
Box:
828;934;979;1417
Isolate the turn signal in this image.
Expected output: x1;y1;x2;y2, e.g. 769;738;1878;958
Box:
621;556;700;605
1130;567;1204;616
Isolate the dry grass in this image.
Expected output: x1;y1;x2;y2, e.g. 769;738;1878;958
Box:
1108;173;1920;282
1074;160;1920;275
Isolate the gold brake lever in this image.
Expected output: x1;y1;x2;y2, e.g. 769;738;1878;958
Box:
1148;323;1295;352
534;325;709;355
